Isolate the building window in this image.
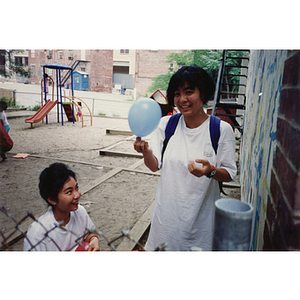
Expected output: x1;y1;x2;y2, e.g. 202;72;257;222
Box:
47;50;52;59
68;50;73;60
81;68;85;72
31;65;35;75
24;57;28;66
120;49;129;54
58;51;63;59
31;50;35;58
15;57;22;66
169;63;174;73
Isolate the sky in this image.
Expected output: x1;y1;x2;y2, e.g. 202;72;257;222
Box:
4;1;299;50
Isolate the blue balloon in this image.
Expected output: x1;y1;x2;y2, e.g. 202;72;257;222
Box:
128;97;162;137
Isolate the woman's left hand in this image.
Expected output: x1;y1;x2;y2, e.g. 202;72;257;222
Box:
188;159;232;182
188;159;212;178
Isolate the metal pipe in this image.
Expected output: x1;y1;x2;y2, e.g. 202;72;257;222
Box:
58;68;64;126
212;50;226;115
212;198;253;251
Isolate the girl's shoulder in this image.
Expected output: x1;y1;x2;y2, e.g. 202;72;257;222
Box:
27;209;54;235
158;114;173;128
71;204;89;220
76;204;87;214
219;120;235;141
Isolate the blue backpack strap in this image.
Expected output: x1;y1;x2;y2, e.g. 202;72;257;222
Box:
209;115;221;154
210;115;227;195
161;113;181;162
165;113;181;139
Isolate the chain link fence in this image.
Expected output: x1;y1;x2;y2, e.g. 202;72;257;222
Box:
0;205;167;251
0;88;16;106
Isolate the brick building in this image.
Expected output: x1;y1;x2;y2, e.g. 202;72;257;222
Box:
134;49;184;98
263;50;300;250
28;49;113;93
0;50;29;83
87;50;113;93
27;49;183;96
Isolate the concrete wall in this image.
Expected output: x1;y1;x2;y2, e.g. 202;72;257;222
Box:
240;50;288;250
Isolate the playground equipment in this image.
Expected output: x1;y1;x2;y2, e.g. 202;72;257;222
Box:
25;100;58;129
62;93;92;127
25;63;92;128
149;89;178;116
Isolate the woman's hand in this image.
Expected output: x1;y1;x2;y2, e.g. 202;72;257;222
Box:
133;137;159;172
188;159;232;182
133;137;150;154
188;159;211;178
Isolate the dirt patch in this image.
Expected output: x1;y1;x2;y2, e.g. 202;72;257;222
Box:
1;113;241;251
81;170;159;250
1;115;156;250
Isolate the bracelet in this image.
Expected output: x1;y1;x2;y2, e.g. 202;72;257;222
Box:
88;234;98;243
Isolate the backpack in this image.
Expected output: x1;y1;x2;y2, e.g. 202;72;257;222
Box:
161;113;227;195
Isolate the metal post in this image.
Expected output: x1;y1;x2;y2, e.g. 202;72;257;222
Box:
59;68;64;126
212;198;253;251
56;69;59;124
212;50;226;116
43;66;48;124
71;69;75;124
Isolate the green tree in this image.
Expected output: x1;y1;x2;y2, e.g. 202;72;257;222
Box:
0;50;30;78
148;50;248;93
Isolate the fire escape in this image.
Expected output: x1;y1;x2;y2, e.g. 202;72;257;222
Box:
211;50;250;135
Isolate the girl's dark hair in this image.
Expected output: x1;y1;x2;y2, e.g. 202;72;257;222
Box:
39;163;76;206
0;101;8;110
167;65;215;106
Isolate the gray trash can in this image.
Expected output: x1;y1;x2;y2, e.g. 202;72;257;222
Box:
212;198;253;251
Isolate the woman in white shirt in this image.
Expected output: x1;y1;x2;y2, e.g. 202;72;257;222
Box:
134;66;237;251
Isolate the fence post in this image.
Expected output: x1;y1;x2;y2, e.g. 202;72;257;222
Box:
13;89;16;106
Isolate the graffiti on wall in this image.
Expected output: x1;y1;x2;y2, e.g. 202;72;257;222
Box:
240;50;287;250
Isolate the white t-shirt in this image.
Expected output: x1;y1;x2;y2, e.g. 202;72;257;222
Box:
23;205;95;251
145;115;237;251
0;111;9;126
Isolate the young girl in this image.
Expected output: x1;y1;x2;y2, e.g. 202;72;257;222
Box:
23;163;100;251
0;101;10;133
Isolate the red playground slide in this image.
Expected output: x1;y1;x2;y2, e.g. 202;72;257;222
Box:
25;100;58;128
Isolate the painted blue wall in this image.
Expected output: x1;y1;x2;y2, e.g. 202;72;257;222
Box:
240;50;288;250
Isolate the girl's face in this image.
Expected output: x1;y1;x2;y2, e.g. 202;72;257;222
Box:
52;176;81;213
173;82;204;117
